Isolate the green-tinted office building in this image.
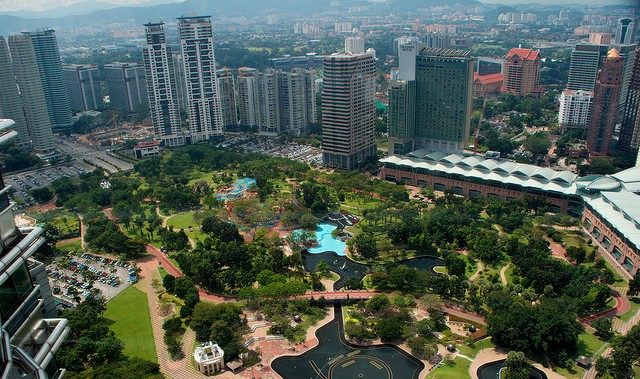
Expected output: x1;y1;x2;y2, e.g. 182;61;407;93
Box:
388;47;474;155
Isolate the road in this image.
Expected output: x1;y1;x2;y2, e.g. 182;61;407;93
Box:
54;137;134;173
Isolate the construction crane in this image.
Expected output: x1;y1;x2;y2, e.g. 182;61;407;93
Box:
107;113;118;130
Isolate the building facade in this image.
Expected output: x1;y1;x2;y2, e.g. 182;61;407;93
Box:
558;90;594;130
476;57;504;76
387;80;416;155
0;37;30;149
25;29;72;131
216;69;238;130
0;118;69;379
322;53;377;170
237;67;260;128
587;49;624;156
619;48;640;153
104;63;149;113
567;44;609;92
142;22;183;147
7;34;55;155
344;36;365;54
269;54;324;71
502;48;542;96
473;73;504;97
63;64;103;112
589;33;612;45
178;16;224;143
194;342;225;374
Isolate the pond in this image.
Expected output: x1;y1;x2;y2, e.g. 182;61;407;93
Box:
307;222;348;255
272;304;424;379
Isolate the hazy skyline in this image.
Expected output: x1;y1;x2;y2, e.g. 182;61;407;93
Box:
0;0;179;13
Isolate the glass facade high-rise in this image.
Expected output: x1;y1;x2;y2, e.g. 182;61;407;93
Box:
0;118;68;379
0;37;30;149
567;44;609;92
619;47;640;153
321;52;376;170
7;34;55;155
389;47;474;155
104;63;149;113
25;29;72;131
63;64;103;112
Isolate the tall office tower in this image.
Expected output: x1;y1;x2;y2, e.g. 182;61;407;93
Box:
257;69;280;134
63;64;103;112
143;22;182;147
0;118;69;379
0;37;30;149
558;90;594;130
393;35;419;55
25;29;72;130
216;69;237;129
502;48;542;96
322;52;376;170
172;53;188;111
178;16;224;143
345;36;365;54
8;34;55;154
277;68;316;136
387;80;416;155
614;17;637;45
619;48;640;152
104;62;149;113
567;44;610;92
587;49;624;156
237;67;260;128
611;44;637;124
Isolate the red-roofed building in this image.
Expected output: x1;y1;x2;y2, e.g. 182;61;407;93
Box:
473;72;504;97
502;48;542;96
134;140;161;159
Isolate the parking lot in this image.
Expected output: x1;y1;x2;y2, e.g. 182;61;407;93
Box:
6;162;90;204
47;252;136;305
235;137;323;166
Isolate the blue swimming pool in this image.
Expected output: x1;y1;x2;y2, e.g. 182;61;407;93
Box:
217;177;256;200
306;222;347;256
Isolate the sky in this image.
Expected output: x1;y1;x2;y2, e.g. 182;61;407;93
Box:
0;0;177;12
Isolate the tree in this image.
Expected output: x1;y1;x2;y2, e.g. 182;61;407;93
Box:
349;232;378;259
591;317;613;338
523;133;551;156
629;272;640;297
201;216;243;243
31;187;53;203
503;351;531;379
406;336;437;358
315;260;331;278
444;252;467;278
374;317;404;342
566;246;587;265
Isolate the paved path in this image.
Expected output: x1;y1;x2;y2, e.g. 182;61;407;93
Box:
468;260;484;282
470;349;565;379
500;263;511;286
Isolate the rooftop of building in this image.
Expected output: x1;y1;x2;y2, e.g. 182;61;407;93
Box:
474;72;504;84
194;342;224;363
506;48;540;60
418;47;471;58
562;89;594;96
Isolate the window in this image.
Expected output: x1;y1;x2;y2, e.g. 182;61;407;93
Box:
612;246;622;260
0;263;34;319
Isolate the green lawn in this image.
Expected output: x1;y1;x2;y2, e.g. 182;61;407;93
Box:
430;357;471;379
158;267;169;279
166;212;198;230
555;332;607;379
456;337;495;359
104;286;157;363
503;265;514;285
55;239;82;253
618;297;640;323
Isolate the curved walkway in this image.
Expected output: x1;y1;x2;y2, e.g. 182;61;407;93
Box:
470;349;565;379
500;264;511;286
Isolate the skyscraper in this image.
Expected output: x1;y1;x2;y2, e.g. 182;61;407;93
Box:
25;29;72;130
177;16;224;143
0;118;68;378
8;34;54;154
345;36;365;54
389;47;474;155
216;68;238;130
611;41;637;124
567;44;609;92
142;22;182;147
587;49;624;156
63;64;103;112
322;52;376;170
104;62;149;113
237;67;260;128
614;17;637;45
0;37;30;149
257;69;280;134
278;68;316;136
502;48;542;96
619;47;640;153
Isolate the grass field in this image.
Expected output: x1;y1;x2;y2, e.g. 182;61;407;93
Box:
430;357;471;379
56;239;82;253
503;265;514;284
166;212;198;230
456;337;495;359
104;286;157;363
